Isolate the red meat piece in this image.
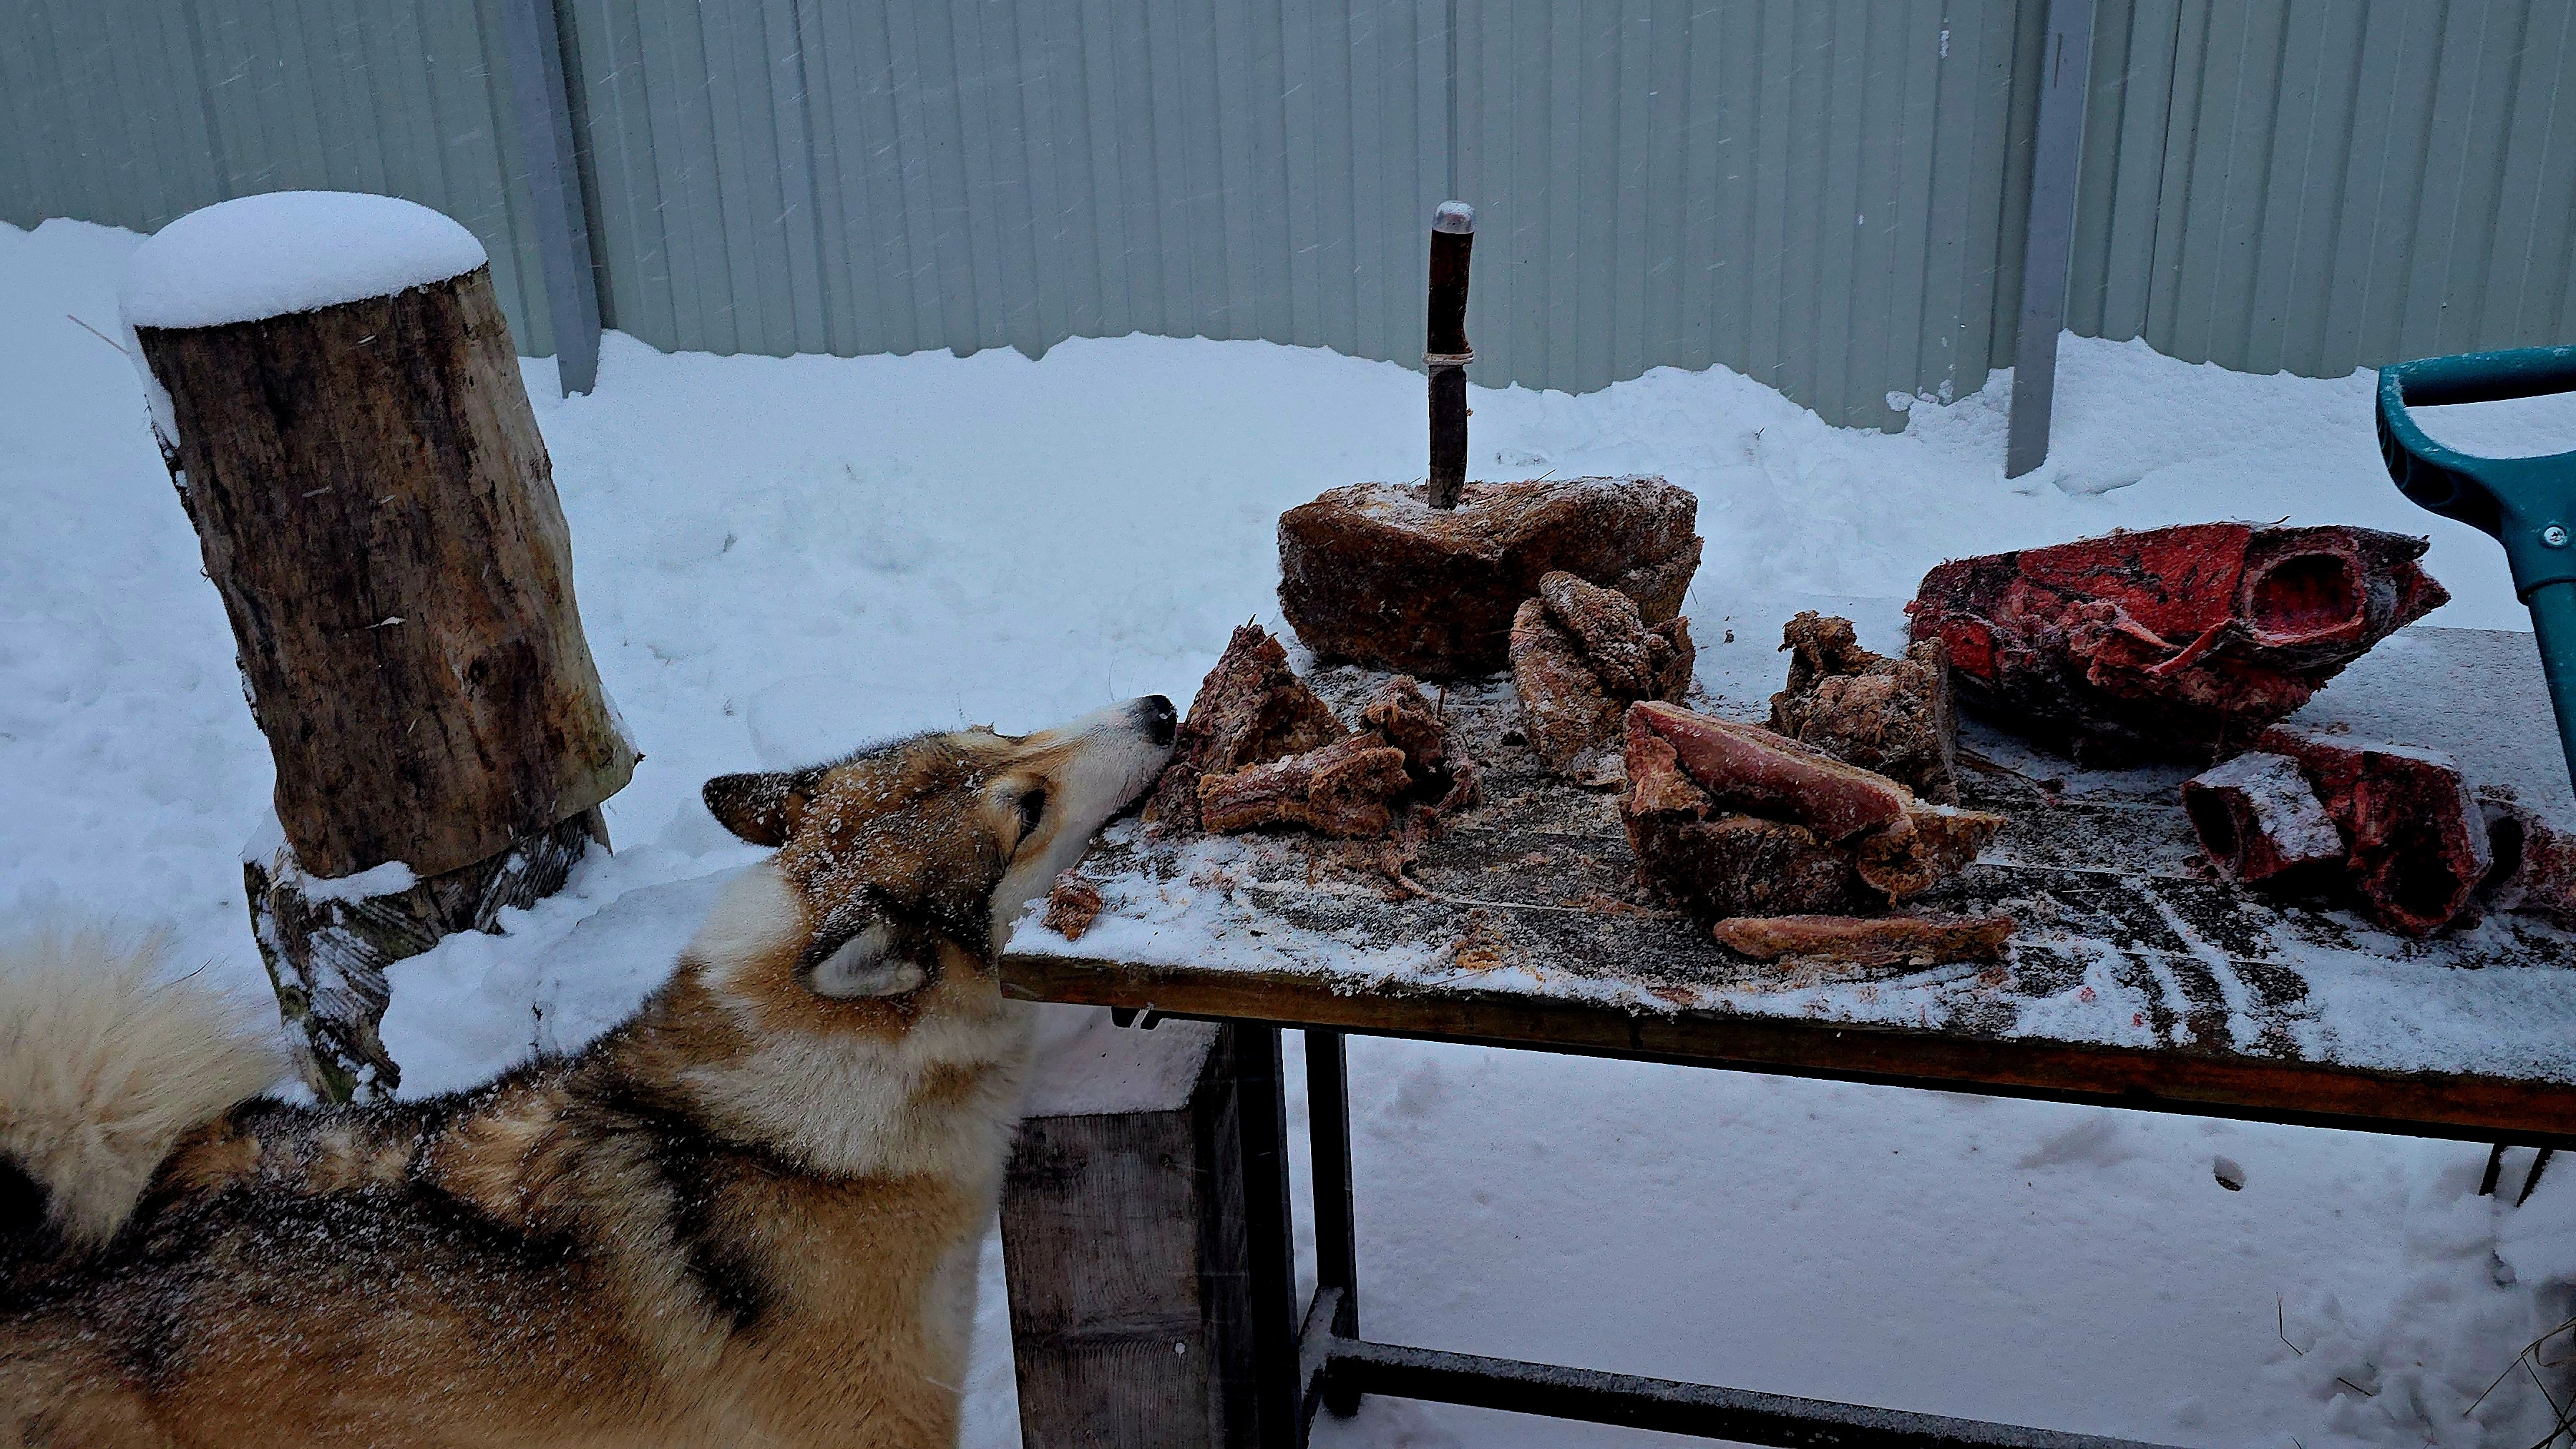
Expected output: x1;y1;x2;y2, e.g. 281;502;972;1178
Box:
1909;524;2446;761
2252;726;2491;937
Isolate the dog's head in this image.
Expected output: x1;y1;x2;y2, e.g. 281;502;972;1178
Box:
664;695;1171;1184
691;696;1174;1024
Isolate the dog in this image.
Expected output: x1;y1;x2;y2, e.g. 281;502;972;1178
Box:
0;694;1176;1448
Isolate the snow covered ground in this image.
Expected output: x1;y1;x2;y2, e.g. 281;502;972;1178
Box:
10;212;2576;1447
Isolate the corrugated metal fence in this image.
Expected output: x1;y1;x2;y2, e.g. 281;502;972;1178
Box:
4;0;2570;429
559;0;1455;370
1455;0;2046;426
1;0;561;355
2073;0;2576;378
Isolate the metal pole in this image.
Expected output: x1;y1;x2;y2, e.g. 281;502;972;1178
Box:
1324;1336;2190;1448
2004;0;2093;478
497;0;602;396
1304;1029;1362;1415
1231;1023;1304;1448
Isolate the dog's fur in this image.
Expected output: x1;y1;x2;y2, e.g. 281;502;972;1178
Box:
0;696;1174;1448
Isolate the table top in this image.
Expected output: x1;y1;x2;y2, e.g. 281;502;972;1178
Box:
1002;609;2576;1146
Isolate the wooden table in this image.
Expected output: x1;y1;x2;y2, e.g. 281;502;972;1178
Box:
1002;620;2576;1448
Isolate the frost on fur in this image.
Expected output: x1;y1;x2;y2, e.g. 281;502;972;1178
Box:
0;930;285;1251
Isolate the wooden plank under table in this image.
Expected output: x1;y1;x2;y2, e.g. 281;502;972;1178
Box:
1005;623;2576;1148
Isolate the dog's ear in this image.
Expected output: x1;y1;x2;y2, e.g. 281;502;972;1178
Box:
703;768;826;847
801;917;932;999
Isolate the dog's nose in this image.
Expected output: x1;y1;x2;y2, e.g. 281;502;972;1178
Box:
1137;694;1176;747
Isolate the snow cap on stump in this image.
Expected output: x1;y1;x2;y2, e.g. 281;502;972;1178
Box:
119;191;487;331
117;192;489;452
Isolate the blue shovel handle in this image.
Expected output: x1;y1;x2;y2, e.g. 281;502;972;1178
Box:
2377;344;2576;791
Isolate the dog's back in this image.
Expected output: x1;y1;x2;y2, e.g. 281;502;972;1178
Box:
0;947;988;1449
0;696;1175;1449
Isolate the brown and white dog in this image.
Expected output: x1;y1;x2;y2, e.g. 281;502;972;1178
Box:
0;695;1175;1448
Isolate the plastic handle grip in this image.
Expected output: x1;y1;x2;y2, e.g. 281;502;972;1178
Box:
2386;345;2576;410
2376;343;2576;794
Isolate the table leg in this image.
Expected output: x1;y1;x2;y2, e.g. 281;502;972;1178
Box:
1233;1021;1304;1448
1304;1028;1362;1417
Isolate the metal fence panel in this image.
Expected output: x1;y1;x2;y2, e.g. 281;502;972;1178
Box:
6;0;2572;426
562;0;1445;366
2066;0;2576;379
0;0;555;355
1455;0;2045;427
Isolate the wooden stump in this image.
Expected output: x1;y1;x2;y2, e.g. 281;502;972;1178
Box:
243;810;602;1099
125;194;636;1099
1002;1011;1255;1448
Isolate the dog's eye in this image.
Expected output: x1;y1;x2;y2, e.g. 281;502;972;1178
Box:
1017;788;1048;834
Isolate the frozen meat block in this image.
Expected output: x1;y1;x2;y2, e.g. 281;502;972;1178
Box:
1908;523;2446;761
1767;611;1959;804
1279;476;1700;677
1620;702;2004;923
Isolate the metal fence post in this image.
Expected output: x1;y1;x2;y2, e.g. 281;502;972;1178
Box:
498;0;602;396
2005;0;2094;478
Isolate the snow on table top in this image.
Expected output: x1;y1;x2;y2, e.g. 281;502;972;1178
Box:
117;191;487;331
1010;617;2576;1088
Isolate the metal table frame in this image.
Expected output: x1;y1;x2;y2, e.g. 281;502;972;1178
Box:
1023;623;2576;1445
1036;960;2576;1448
1201;1013;2200;1449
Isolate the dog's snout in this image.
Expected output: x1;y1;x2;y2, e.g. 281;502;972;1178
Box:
1136;694;1176;747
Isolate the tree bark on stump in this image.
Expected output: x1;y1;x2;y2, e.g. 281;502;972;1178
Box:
135;263;635;1101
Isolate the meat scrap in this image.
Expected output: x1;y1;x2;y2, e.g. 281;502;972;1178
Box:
1360;673;1448;775
1040;873;1105;941
1279;476;1702;677
1415;755;1485;833
1199;734;1415;838
1853;804;2001;899
2178;727;2491;937
1358;674;1485;831
2478;793;2576;922
1537;571;1694;699
1620;701;2005;922
1767;612;1959;804
1510;571;1694;781
2253;727;2490;937
1909;523;2446;762
2187;736;2576;937
1186;674;1478;841
2179;751;2345;887
1633;703;1908;839
1624;751;1869;918
1712;913;2015;967
1144;624;1347;830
